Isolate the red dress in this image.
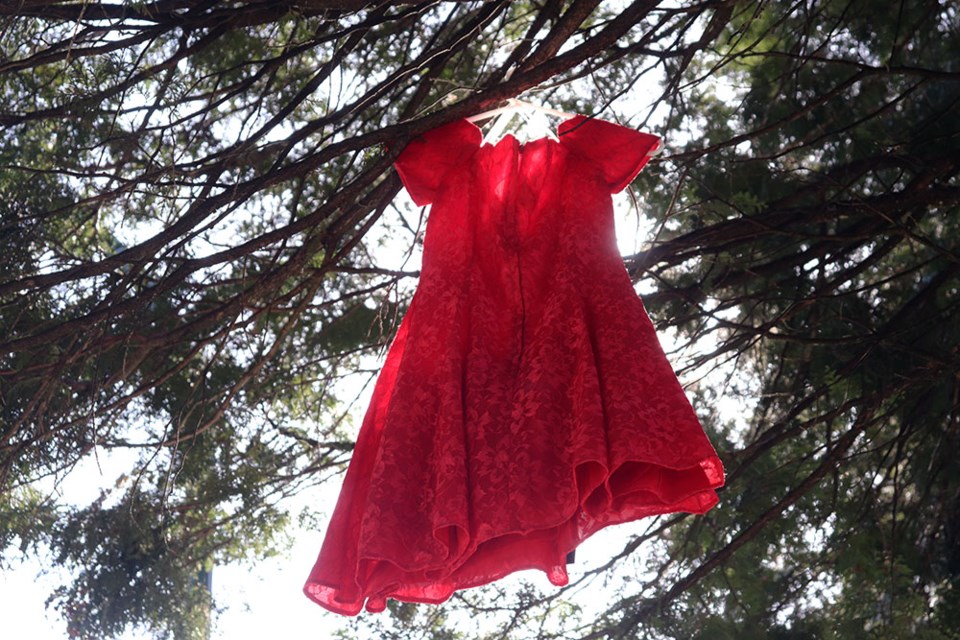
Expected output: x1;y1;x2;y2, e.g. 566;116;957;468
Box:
303;115;725;615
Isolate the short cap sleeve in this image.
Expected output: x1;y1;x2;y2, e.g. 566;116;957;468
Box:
390;119;481;206
558;116;660;193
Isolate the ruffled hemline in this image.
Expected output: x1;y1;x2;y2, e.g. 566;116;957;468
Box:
303;454;723;616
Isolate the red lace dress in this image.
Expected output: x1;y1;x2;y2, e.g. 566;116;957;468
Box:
303;115;725;616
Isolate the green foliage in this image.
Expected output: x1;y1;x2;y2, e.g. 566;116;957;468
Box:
48;488;217;640
618;2;960;639
0;486;56;562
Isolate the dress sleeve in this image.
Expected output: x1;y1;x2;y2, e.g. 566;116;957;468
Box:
558;116;660;193
390;119;482;206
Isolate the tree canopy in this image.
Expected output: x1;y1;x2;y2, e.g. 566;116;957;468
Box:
1;0;958;638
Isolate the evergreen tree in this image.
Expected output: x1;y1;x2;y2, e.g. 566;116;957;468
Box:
1;1;957;638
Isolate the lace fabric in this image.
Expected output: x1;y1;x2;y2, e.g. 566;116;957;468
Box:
303;115;725;616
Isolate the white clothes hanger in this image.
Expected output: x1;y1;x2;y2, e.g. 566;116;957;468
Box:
465;98;576;124
466;98;577;145
465;98;664;158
